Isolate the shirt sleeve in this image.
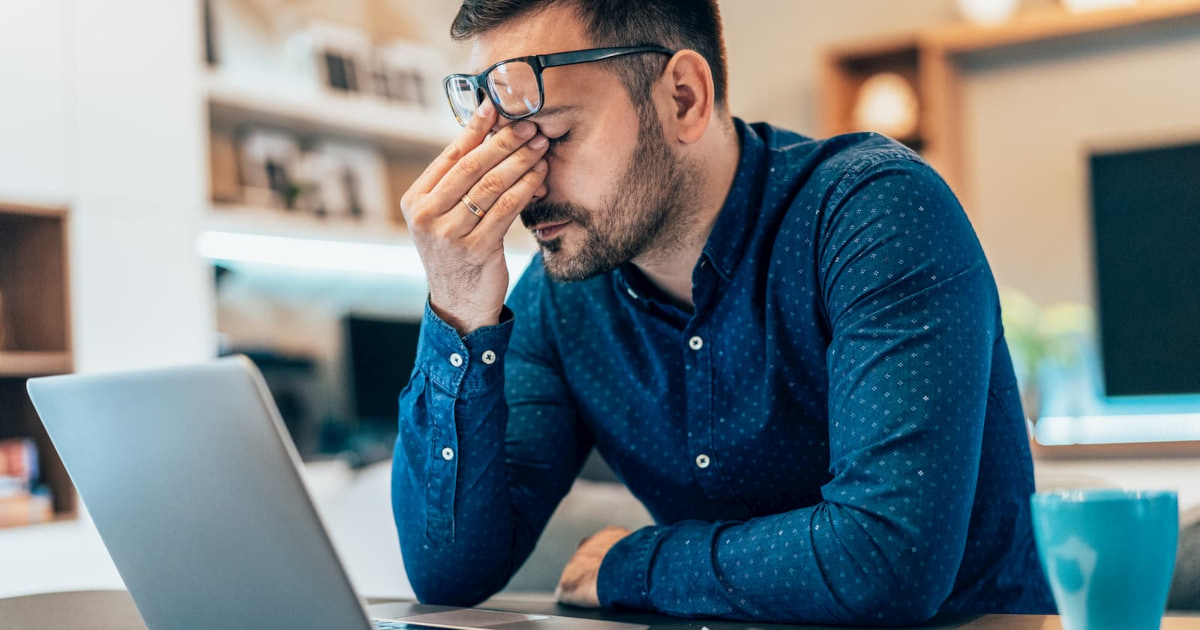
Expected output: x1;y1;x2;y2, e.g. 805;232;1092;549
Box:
597;154;999;625
393;259;593;606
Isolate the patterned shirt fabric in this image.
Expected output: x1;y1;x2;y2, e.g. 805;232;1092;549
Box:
392;119;1056;625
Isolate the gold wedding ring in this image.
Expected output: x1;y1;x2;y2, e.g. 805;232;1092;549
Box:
461;194;486;219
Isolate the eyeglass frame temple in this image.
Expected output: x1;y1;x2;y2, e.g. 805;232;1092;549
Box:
442;45;676;123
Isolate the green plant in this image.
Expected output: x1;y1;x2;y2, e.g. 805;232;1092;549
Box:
998;288;1094;422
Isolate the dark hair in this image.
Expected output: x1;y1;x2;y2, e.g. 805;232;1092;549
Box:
450;0;729;109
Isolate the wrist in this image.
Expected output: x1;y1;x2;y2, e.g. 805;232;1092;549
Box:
429;299;501;336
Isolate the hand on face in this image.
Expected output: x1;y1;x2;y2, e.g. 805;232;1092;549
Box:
554;525;632;608
400;100;550;335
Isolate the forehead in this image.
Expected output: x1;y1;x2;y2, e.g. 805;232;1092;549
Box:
467;4;592;73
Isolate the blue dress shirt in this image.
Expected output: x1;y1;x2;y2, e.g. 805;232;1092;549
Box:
393;119;1055;625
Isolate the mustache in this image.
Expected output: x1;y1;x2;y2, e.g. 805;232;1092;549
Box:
520;200;589;230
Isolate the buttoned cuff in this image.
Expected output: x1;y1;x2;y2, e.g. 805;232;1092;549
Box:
597;525;667;611
416;300;514;395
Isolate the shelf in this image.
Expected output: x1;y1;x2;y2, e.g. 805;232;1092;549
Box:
0;202;68;220
204;71;459;156
0;352;73;378
201;205;537;277
924;0;1200;54
207;204;417;246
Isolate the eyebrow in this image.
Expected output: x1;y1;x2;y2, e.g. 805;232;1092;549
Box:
531;105;580;120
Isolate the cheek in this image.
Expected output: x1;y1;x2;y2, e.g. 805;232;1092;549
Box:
546;144;626;206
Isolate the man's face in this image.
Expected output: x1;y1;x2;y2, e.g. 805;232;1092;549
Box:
469;6;700;282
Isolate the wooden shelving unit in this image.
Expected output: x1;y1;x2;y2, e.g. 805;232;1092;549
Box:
0;202;76;527
0;352;74;378
205;70;458;157
205;203;538;255
821;0;1200;215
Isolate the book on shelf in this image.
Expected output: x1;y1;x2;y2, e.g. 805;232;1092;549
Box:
0;492;53;527
0;438;54;527
0;437;39;493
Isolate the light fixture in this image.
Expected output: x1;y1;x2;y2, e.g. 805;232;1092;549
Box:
956;0;1020;25
196;231;534;281
853;72;920;140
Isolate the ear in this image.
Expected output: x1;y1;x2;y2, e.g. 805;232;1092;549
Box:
660;50;714;145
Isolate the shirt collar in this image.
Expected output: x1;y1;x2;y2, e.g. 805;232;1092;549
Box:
700;118;768;281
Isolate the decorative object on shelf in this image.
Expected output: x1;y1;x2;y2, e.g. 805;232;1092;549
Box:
999;288;1095;427
852;72;921;140
373;41;448;113
303;140;389;222
956;0;1021;24
239;128;302;209
1060;0;1138;13
309;21;373;94
227;127;390;225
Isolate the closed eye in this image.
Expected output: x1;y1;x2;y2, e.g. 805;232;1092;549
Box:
548;131;571;148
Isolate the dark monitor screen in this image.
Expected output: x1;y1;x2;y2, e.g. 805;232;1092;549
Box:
1090;140;1200;397
345;314;421;425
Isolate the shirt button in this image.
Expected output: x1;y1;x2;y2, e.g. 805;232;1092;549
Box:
441;447;455;461
449;353;463;367
626;287;639;300
695;454;711;469
482;350;497;365
688;336;704;351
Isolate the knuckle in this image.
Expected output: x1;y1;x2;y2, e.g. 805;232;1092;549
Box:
441;142;464;163
410;214;433;234
431;222;458;244
496;128;524;153
491;192;521;217
476;172;507;198
456;153;484;179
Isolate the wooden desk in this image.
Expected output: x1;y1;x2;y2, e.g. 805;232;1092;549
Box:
1;590;1198;630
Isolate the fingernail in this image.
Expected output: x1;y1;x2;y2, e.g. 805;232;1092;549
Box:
515;121;536;138
530;134;549;149
477;100;493;118
534;159;548;172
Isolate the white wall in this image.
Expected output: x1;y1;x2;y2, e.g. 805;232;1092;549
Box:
0;0;70;206
963;23;1200;306
68;0;216;372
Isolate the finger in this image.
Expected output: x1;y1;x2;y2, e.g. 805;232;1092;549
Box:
411;99;497;195
468;159;547;242
440;134;547;235
428;119;540;206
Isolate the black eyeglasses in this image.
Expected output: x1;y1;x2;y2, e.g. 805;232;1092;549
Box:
443;45;676;126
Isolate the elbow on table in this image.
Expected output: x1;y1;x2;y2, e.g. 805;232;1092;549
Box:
832;570;950;627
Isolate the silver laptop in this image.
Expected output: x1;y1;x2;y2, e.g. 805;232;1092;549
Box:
27;356;643;630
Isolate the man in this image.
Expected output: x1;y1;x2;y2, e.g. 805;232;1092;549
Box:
393;0;1054;624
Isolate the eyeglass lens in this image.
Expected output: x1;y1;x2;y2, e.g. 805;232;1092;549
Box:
447;76;479;124
486;61;542;119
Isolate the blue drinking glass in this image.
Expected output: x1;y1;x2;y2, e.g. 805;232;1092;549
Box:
1031;489;1179;630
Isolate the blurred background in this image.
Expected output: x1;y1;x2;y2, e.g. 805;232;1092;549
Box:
1;0;1198;606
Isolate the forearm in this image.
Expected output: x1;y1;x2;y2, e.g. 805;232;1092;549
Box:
393;371;522;605
599;495;964;626
393;298;589;605
391;301;527;604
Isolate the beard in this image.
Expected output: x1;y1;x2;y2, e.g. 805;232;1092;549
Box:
519;105;702;283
